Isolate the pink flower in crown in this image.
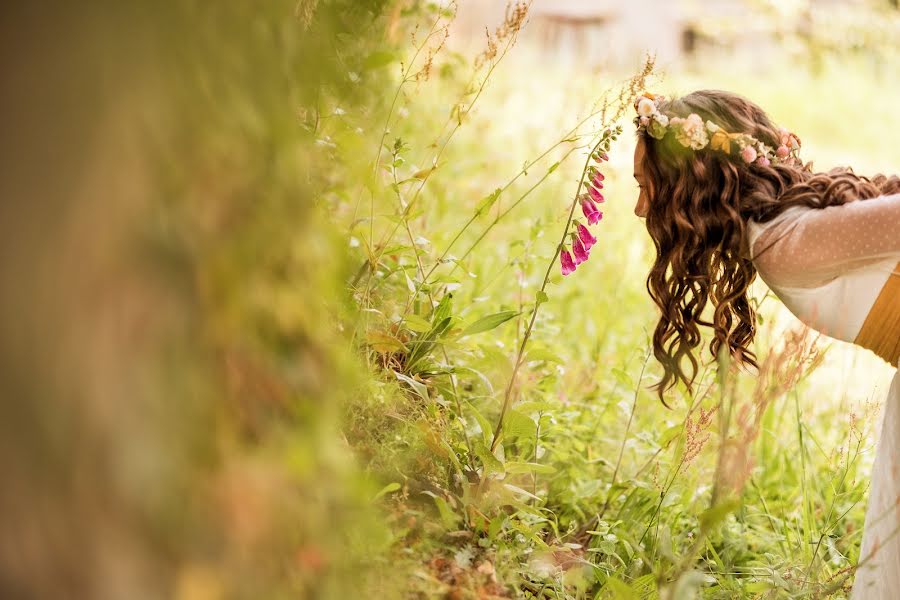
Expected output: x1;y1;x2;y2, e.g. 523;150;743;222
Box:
778;127;791;146
576;222;597;251
740;145;757;163
572;235;590;265
776;145;790;158
581;195;602;224
778;127;801;151
560;248;576;276
756;155;771;167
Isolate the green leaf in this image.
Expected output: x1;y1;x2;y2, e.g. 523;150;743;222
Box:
366;331;407;353
364;50;396;69
699;498;741;533
465;400;493;444
504;461;555;474
432;494;460;528
459;310;519;337
403;314;432;333
474;440;504;475
372;482;401;502
525;347;560;363
535;290;549;307
432;294;453;324
514;400;554;413
504;409;537;440
394;371;429;402
602;576;638;600
501;483;540;501
475;187;502;215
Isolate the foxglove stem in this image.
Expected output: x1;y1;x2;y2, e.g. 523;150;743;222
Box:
489;132;613;454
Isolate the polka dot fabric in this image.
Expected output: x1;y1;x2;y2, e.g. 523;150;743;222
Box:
748;192;900;599
747;193;900;343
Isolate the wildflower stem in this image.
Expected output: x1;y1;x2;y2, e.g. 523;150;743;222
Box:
391;156;478;472
351;9;447;235
488;135;609;454
366;17;524;281
599;346;652;519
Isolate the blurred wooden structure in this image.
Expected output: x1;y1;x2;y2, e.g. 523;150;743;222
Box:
450;0;862;71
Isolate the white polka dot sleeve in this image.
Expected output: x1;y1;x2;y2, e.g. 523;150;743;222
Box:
750;193;900;288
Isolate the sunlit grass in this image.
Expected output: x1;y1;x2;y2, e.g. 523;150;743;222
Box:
342;29;897;597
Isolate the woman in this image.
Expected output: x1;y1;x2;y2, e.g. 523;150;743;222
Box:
630;89;900;597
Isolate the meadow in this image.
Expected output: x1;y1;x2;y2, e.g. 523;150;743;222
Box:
333;4;900;598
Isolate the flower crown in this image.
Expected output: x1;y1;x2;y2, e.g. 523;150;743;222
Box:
633;92;802;167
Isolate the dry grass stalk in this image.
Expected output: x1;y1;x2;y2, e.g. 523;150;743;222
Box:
475;1;530;68
717;326;824;496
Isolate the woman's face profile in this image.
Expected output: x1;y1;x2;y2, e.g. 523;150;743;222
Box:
633;139;649;218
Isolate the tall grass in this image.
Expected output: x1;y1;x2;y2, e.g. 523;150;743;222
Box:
332;3;899;599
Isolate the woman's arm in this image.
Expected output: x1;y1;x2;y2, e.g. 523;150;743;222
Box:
752;193;900;287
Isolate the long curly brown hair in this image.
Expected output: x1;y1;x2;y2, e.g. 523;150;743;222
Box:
638;89;900;407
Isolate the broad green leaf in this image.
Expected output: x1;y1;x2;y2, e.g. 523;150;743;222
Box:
372;482;401;502
402;314;432;333
366;331;407;353
459;310;519;338
504;409;537;440
525;347;561;363
474;440;504;475
515;400;554;413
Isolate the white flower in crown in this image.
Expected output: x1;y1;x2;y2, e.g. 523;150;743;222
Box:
647;113;668;139
636;96;658;118
670;114;709;150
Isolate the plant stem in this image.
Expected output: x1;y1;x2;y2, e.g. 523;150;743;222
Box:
488;135;609;454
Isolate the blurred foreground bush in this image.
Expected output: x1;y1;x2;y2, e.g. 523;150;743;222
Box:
0;1;407;598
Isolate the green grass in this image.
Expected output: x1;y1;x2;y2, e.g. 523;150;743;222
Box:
335;14;899;599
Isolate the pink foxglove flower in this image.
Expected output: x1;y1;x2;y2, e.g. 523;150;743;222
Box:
580;196;602;225
576;222;597;251
589;186;605;203
591;174;605;189
572;236;589;265
560;248;576;276
595;151;609;162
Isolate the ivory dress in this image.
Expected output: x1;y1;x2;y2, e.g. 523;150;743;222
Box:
746;192;900;598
